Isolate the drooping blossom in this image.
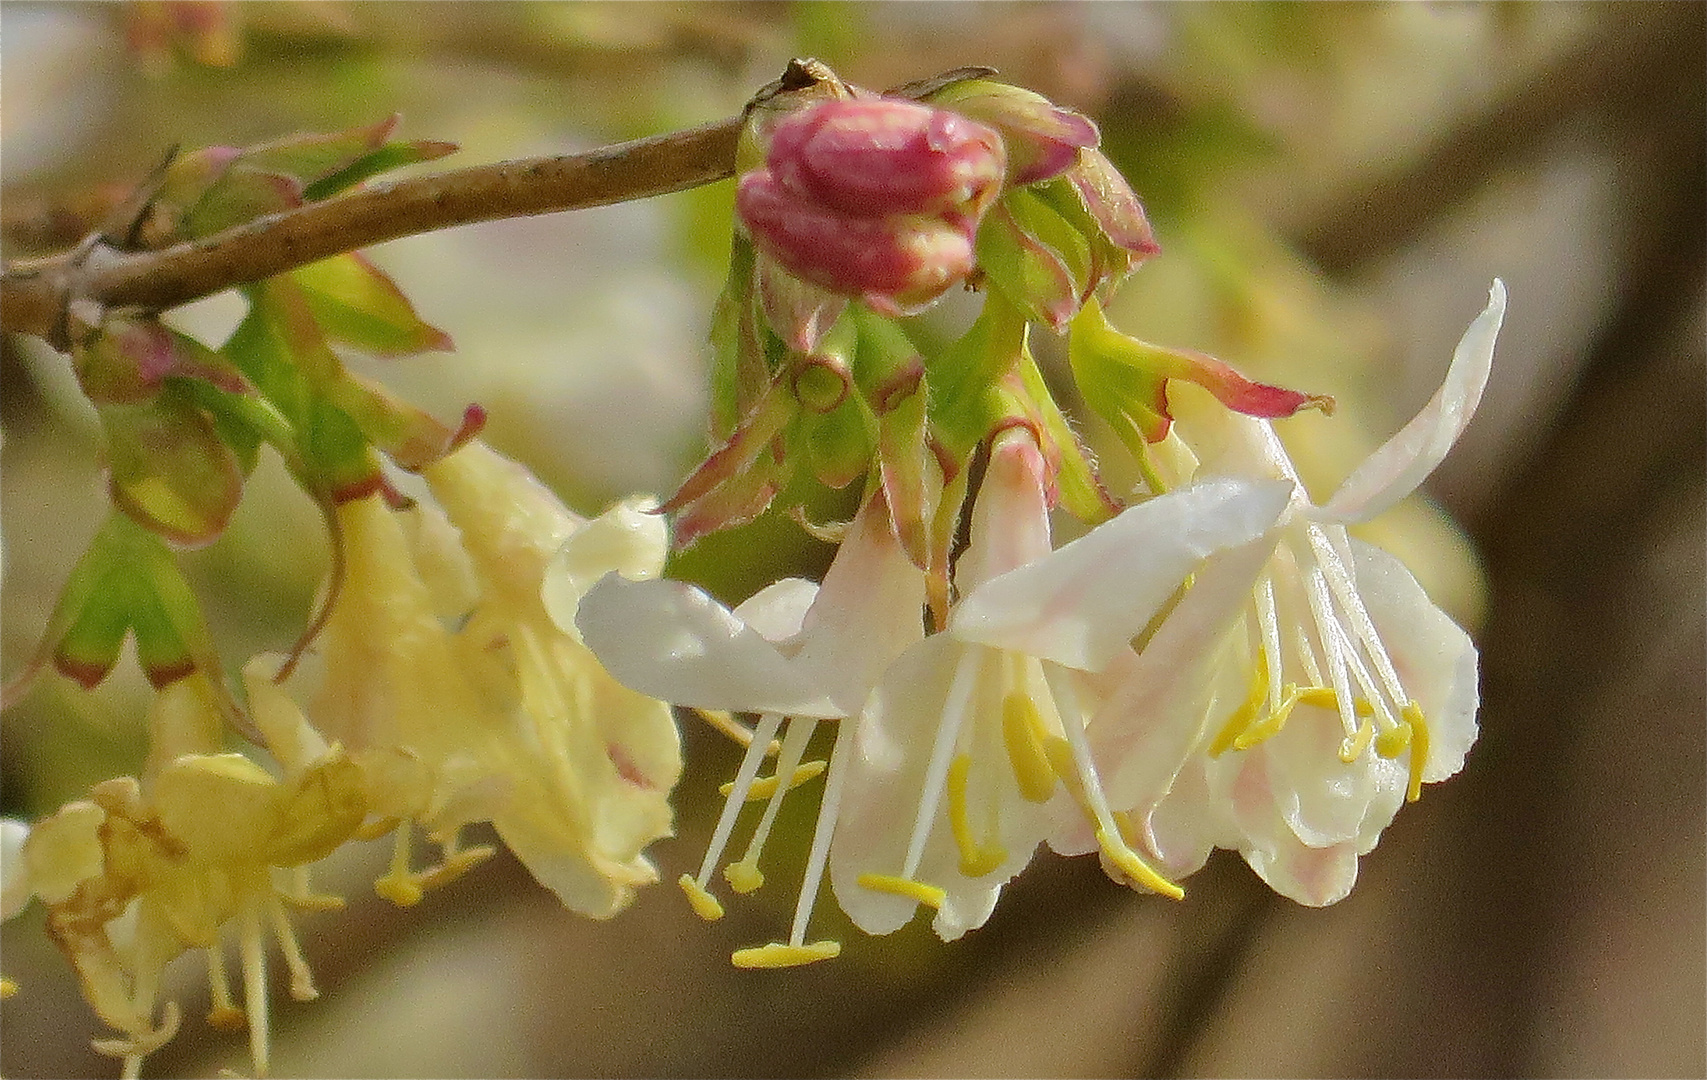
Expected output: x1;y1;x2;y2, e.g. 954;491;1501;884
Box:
574;491;926;966
1057;281;1507;904
300;440;681;918
830;429;1291;939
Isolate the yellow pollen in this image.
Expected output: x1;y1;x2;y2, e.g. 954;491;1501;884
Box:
857;873;947;909
0;977;17;1000
1339;719;1376;763
730;940;841;969
1210;659;1270;757
724;860;765;894
679;874;725;921
1233;683;1307;750
719;759;826;800
374;826;424;906
947;754;1008;877
1402;701;1430;802
1002;692;1057;803
1094;826;1184;900
1375;724;1412;757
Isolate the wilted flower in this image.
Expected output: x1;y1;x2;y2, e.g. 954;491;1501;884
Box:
299;440;681;918
5;670;365;1078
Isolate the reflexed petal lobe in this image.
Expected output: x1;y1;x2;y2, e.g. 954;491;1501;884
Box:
576;574;840;717
952;477;1294;671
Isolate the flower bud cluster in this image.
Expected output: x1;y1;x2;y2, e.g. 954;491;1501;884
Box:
738;98;1005;316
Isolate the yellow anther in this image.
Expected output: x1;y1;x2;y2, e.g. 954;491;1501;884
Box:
374;826;424;906
1295;686;1338;710
1210;660;1270;757
1375;723;1413;758
1338;719;1375;763
857;873;947;909
724;860;765;894
415;845;495;892
1402;701;1430;802
719;759;827;800
679;874;725;921
947;754;1008;877
1233;684;1306;750
206;1005;246;1030
1002;692;1057;803
730;940;841;969
1094;827;1184;900
693;708;782;756
0;977;17;1000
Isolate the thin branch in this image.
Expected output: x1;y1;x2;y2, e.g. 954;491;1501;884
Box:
1;116;742;348
1;57;983;352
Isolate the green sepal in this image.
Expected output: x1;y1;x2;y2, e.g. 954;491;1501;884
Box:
708;237;771;439
73;317;251;405
874;359;940;570
100;384;244;548
43;514;221;690
1016;346;1118;525
923;296;1028;462
801;394;875;490
975;188;1093;331
289;253;454;357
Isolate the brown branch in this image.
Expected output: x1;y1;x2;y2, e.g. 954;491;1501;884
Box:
0;57;978;352
1;117;743;349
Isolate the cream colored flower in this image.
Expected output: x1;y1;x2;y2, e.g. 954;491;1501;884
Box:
9;671;364;1078
303;440;680;918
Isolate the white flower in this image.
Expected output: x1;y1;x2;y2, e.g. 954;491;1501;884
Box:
575;490;926;967
829;429;1291;940
1080;281;1506;905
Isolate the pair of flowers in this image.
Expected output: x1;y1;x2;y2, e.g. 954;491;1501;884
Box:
2;439;686;1077
576;281;1506;966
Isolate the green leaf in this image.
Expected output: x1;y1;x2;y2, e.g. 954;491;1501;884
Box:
291;253;454;357
302;139;458;202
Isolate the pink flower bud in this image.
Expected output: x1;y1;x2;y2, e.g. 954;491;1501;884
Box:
765;98;1005;219
737;171;976;315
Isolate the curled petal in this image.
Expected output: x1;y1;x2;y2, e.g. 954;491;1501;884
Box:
575;575;840;718
1320;280;1506;523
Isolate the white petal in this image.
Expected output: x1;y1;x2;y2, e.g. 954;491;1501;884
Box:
1092;537;1277;813
951;477;1294;671
788;495;928;712
732;578;820;643
1351;539;1480;782
542;497;668;632
575;574;841;717
1;819;31;920
1320;280;1506;523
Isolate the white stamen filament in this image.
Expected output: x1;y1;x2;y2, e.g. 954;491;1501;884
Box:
267;894;317;1001
239;899;270;1077
902;647;985;879
1299;544;1362;739
696;712;782;886
732;716;817;872
788;719;855;947
1311;525;1410;712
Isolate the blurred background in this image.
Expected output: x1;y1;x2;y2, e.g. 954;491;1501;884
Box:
2;2;1701;1076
